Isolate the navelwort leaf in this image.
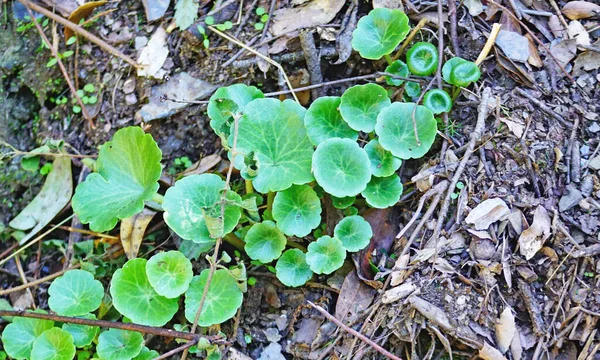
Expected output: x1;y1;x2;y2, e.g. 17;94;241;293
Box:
146;251;193;298
272;185;322;237
207;84;264;138
31;328;75;360
375;102;437;159
1;312;54;359
313;138;371;197
442;57;467;84
234;98;314;193
385;60;409;86
351;8;410;60
244;221;287;263
62;314;99;347
133;347;159;360
334;215;373;252
331;195;356;209
406;42;439;76
97;329;144;360
110;258;178;326
304;96;358;146
364;139;402;177
339;84;391;132
163;173;242;246
72;127;162;232
48;269;104;316
361;174;403;208
275;249;313;287
174;0;199;30
306;236;346;274
185;269;243;326
423;89;452;114
449;61;481;87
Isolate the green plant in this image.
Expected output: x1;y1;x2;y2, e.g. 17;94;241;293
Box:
406;42;438;76
423;89;452;114
254;7;269;31
351;8;410;61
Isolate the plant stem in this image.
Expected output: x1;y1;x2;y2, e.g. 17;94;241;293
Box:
245;179;254;194
266;192;275;212
286;240;307;252
223;233;246;253
384;53;393;66
151;193;165;204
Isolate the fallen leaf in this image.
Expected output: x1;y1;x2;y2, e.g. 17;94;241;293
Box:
40;0;78;17
256;45;271;74
567;20;591;46
373;0;403;9
510;331;523;360
10;156;72;245
382;281;416;304
409;296;452;331
495;30;530;63
548;15;567;39
495;307;516;353
562;1;600;20
479;342;508;360
335;271;375;323
332;4;357;65
271;0;345;36
550;39;578;67
573;51;600;77
495;49;535;87
464;0;484;16
142;0;170;22
525;34;542;68
390;254;410;286
465;198;510;230
137;26;169;78
500;117;525;138
65;1;107;40
518;206;551;260
268;33;296;54
120;208;157;259
180;153;222;177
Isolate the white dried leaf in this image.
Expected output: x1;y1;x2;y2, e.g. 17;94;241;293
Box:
137;27;169;78
500;117;524;138
495;307;516;354
518;206;551;260
382;282;416;304
465;198;510;230
479;342;508;360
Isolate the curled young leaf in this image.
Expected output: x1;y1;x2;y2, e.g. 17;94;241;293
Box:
423;89;452;115
385;60;409;86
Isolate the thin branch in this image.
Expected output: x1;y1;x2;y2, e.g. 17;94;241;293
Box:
307;301;403;360
153;339;199;360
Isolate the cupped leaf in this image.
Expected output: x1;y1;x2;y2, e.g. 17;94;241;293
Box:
110;258;178;326
72;127;161;232
364;139;402;178
361;174;403;208
185;269;243;326
234;98;314;193
385;60;409;86
31;328;75;360
423;89;452;114
207;84;264;138
306;236;346;274
62;314;99;347
133;347;160;360
351;8;410;60
97;329;144;360
375;102;437;159
334;215;373;252
304;96;358;146
146;251;193;298
275;249;313;287
48;269;104;316
163;174;242;245
405;81;421;98
313;138;371;197
272;185;322;237
244;221;287;263
1;313;54;359
406;42;439;76
331;195;355;209
339;84;391;132
450;61;481;87
442;57;467;84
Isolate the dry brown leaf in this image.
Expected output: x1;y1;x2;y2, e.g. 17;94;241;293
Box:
271;0;345;36
500;117;525;138
373;0;403;9
525;34;543;68
180;153;221;177
510;330;523;360
410;12;447;28
550;39;578;67
465;198;511;230
573;51;600;77
390;254;410;286
335;271;375;323
65;1;107;40
464;0;484;16
562;1;600;20
409;296;452;331
479;342;508;360
120;208;157;259
496;307;516;353
382;281;416;304
137;27;169;78
548;15;567;39
256;45;271;74
518;206;551;260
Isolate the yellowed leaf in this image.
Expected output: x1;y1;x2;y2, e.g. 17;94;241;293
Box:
496;307;516;353
518;206;551;260
120;208;157;259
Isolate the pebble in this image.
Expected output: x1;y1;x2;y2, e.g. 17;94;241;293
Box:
588;156;600;171
456;295;467;306
559;184;583;212
123;78;136;94
135;36;148;50
125;93;138;105
588;122;600;133
258;343;285;360
264;328;281;342
470;239;496;260
495;30;530;63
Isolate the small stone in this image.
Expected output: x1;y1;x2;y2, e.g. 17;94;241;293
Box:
264;328;281;342
135;36;148;50
580;145;590;157
125;93;138;105
517;266;538;282
123;78;136;94
470;239;496;260
163;57;174;70
275;314;288;331
588;156;600;171
588;122;600;133
456;295;467;306
258;343;285;360
495;30;530;63
559;185;583;212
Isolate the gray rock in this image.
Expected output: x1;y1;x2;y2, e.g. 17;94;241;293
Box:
258;343;285;360
123;78;136;94
264;328;281;342
495;30;530;63
125;93;138;106
142;0;170;21
136;72;217;122
588;156;600;171
588;122;600;133
559;184;583;212
135;36;149;50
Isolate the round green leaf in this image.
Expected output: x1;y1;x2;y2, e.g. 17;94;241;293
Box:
1;313;54;359
272;185;322;237
110;258;178;326
405;81;421;98
62;314;99;347
313;138;371;197
339;84;391;132
244;221;287;263
275;249;313;287
133;347;160;360
442;57;467;84
361;174;403;208
48;269;104;316
351;8;410;60
375;102;437;159
185;269;243;326
385;60;409;86
306;236;346;274
146;251;193;298
234;98;314;193
330;195;355;209
97;329;144;360
364;139;402;177
334;215;373;252
207;84;264;137
304;96;358;146
72;127;162;232
163;174;242;245
423;89;452;115
450;61;481;87
31;328;75;360
406;42;439;76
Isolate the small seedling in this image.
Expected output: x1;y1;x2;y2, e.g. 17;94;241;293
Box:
197;25;210;48
254;7;269;30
